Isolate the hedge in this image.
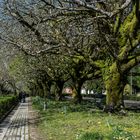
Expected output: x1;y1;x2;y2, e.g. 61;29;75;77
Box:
124;95;140;101
0;96;18;120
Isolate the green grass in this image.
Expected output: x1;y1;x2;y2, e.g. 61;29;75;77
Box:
32;97;140;140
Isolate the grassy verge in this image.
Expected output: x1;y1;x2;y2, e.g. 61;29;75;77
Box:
32;96;140;140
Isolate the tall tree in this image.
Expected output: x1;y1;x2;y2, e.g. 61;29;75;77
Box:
1;0;140;112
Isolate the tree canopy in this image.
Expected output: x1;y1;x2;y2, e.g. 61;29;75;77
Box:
0;0;140;112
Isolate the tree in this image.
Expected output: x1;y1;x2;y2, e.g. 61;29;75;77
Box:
1;0;140;112
62;0;140;111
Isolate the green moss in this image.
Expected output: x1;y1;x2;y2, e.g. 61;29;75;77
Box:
121;57;137;72
102;62;119;82
109;62;117;72
124;84;131;95
119;6;138;47
73;55;84;64
118;46;127;60
114;14;121;34
93;60;105;68
102;62;125;106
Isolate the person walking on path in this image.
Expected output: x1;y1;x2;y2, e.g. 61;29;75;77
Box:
19;92;22;102
19;91;26;103
22;92;26;103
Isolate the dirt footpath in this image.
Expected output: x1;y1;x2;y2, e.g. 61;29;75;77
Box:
28;99;44;140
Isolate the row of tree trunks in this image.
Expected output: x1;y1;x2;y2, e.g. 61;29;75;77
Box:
30;0;139;111
30;78;84;103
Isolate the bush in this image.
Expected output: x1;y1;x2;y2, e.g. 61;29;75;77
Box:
0;96;18;119
32;96;46;110
124;95;140;101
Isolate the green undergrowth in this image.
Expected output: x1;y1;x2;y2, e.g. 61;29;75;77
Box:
0;95;18;118
32;96;140;140
124;95;140;101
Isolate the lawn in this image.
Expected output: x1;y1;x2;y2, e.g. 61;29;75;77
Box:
32;97;140;140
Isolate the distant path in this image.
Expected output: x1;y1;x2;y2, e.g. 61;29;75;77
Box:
0;98;29;140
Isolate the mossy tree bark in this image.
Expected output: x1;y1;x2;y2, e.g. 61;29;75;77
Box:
29;82;39;96
30;84;36;96
55;80;65;101
36;81;44;97
103;0;140;112
45;81;52;99
72;79;84;103
42;82;49;98
103;62;126;112
103;58;140;112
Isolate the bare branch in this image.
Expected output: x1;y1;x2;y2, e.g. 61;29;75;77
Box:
72;0;131;17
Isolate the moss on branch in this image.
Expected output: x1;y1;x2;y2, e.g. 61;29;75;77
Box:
119;7;138;47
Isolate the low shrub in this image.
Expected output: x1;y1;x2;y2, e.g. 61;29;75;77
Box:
0;96;18;119
32;96;46;110
124;95;140;101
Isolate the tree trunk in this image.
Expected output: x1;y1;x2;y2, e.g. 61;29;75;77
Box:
72;80;83;103
41;81;52;98
55;81;64;101
45;82;52;99
36;81;44;97
103;63;126;112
